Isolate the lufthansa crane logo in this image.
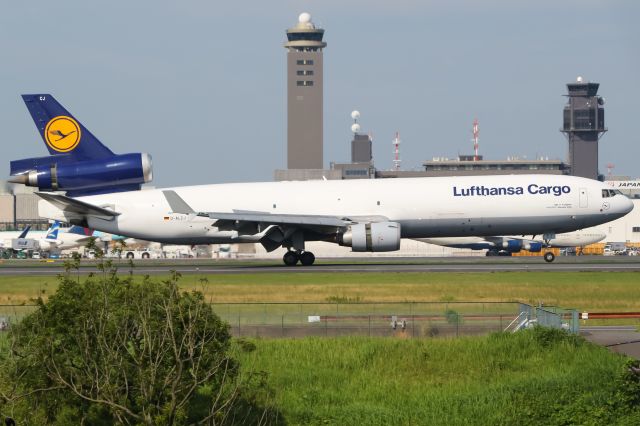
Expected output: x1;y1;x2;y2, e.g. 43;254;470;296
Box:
44;116;81;152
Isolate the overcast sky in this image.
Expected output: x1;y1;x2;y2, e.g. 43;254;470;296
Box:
2;0;639;186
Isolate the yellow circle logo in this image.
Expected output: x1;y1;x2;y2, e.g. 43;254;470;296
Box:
44;116;81;152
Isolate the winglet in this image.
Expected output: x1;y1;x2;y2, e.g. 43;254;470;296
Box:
162;190;195;215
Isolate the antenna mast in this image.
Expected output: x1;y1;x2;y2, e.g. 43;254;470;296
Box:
472;118;479;161
392;132;401;171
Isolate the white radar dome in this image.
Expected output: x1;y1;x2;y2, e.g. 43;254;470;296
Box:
351;123;361;133
299;12;312;24
351;110;360;120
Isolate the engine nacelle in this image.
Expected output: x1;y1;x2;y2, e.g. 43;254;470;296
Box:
502;240;523;253
10;153;152;195
523;242;543;252
340;222;401;252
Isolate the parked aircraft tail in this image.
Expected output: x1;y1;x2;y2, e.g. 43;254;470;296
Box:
45;221;61;241
17;225;31;239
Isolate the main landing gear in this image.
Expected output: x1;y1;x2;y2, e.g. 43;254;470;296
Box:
543;252;555;263
283;250;316;266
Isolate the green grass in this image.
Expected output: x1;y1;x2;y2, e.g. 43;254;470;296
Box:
237;329;640;425
2;271;639;312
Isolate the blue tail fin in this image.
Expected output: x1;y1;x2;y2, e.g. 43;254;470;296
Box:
45;221;60;240
21;94;114;160
18;225;31;239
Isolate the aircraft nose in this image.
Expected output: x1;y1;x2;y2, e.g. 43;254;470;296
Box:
620;196;634;214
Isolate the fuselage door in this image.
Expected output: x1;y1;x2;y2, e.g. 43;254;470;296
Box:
579;187;588;208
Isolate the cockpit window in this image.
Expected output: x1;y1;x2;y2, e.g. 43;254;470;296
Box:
602;189;621;198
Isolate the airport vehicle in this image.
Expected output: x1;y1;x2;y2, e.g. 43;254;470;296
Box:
417;231;607;262
124;248;159;260
603;242;627;255
0;226;32;249
10;95;635;266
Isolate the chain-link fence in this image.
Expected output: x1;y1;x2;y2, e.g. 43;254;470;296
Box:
0;301;579;338
211;302;522;338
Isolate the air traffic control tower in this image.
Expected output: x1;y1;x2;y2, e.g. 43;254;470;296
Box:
561;77;607;180
285;13;326;169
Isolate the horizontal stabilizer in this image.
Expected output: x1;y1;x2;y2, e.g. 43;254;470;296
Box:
36;192;120;219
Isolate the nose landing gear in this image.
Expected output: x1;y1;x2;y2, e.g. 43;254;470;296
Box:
282;250;316;266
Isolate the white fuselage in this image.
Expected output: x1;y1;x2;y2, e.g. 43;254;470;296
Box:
38;174;634;246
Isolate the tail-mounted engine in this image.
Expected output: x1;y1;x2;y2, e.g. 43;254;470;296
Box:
9;153;152;196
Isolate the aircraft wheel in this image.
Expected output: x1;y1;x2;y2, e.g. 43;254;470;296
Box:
126;252;135;259
142;252;150;259
283;251;299;266
299;251;315;266
543;252;555;263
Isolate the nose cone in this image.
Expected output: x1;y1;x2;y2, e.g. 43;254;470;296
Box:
621;196;635;215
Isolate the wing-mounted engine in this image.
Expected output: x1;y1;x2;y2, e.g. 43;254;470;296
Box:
522;241;543;252
500;240;543;253
502;240;523;253
339;222;401;252
9;153;152;196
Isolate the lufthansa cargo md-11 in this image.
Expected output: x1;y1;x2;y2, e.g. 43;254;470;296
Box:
10;95;634;265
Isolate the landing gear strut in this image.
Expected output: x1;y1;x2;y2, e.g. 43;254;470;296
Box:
282;250;316;266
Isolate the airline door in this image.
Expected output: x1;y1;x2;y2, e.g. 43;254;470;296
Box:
579;188;588;208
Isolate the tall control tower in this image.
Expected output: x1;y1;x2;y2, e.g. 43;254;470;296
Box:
285;13;326;169
561;77;607;180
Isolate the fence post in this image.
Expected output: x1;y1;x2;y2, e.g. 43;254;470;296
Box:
412;314;415;338
325;315;328;336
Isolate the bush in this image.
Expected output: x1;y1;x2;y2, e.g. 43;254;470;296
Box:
0;255;278;425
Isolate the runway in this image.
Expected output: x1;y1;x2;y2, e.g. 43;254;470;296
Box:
1;256;640;275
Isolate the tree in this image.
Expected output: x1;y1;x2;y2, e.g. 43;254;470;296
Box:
0;249;277;425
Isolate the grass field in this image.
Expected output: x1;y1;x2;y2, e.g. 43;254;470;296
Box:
2;269;640;424
1;271;639;312
236;330;640;425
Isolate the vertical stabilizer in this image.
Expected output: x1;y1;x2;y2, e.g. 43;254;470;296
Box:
22;94;114;160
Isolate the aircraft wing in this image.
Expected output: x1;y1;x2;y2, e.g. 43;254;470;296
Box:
36;192;120;219
200;211;349;228
162;190;382;231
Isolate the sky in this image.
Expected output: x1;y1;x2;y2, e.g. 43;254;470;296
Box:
1;0;639;187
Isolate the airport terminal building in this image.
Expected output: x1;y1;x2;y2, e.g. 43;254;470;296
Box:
0;181;46;231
